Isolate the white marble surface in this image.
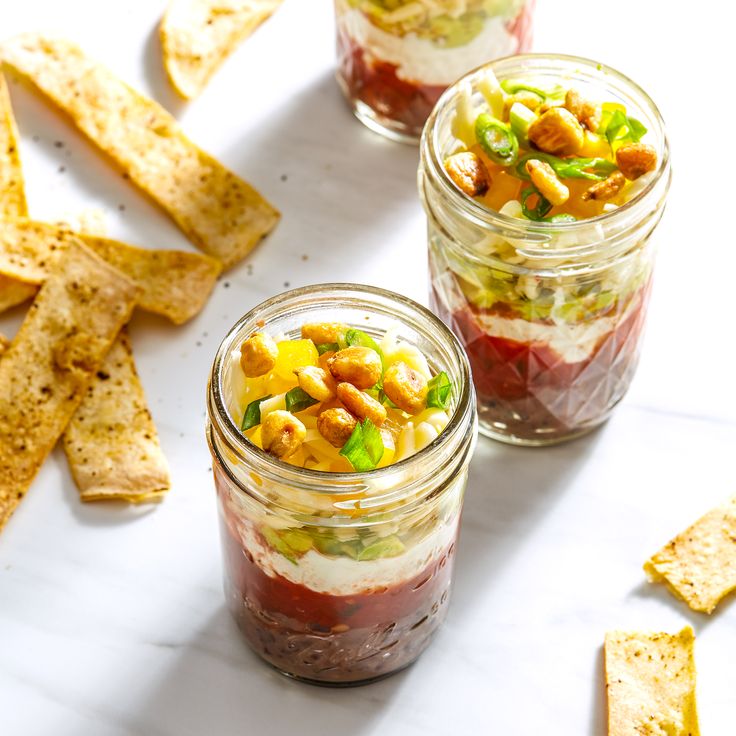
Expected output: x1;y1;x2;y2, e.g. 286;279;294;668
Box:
1;1;735;734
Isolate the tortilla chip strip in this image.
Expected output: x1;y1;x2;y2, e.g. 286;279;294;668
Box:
2;34;280;268
0;219;221;324
0;274;36;312
0;71;27;217
0;72;38;309
63;329;170;503
0;241;138;531
0;333;8;354
644;496;736;614
161;0;283;100
604;627;700;736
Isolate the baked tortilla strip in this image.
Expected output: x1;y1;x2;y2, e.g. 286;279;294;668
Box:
161;0;283;100
63;329;170;503
0;219;221;324
604;627;700;736
644;496;736;614
0;275;36;312
0;241;138;531
0;71;27;217
0;332;8;354
2;34;280;268
0;71;37;309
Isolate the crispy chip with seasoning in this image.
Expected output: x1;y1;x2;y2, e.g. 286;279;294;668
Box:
0;71;38;310
62;329;170;503
644;496;736;614
161;0;283;100
605;627;700;736
2;34;279;268
0;71;27;217
0;241;138;531
0;219;221;324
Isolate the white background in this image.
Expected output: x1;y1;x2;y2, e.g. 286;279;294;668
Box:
1;1;735;734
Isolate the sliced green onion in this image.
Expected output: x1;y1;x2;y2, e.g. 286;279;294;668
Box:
358;535;405;561
515;152;617;181
345;328;381;354
475;113;519;166
339;418;384;472
426;371;452;410
316;342;339;355
603;109;647;147
545;213;577;223
241;394;272;431
285;387;318;413
521;186;553;221
500;80;547;102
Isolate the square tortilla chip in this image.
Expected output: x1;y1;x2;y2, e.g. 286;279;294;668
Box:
63;329;170;502
645;496;736;614
0;70;27;217
0;241;138;531
0;219;221;324
161;0;283;100
605;627;700;736
2;34;280;268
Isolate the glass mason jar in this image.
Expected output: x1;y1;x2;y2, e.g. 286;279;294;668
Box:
418;55;672;445
206;284;477;686
335;0;535;143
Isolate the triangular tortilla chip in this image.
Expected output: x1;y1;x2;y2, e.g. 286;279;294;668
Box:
605;627;700;736
63;329;170;503
161;0;283;100
2;34;279;268
0;241;138;530
0;219;221;324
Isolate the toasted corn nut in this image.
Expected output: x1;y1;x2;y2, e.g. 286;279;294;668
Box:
444;152;490;197
301;322;347;345
261;410;306;458
564;89;601;132
294;366;335;402
383;362;428;415
506;90;543;112
317;408;358;448
336;382;387;427
327;347;382;389
528;107;585;156
240;332;278;377
582;171;626;201
526;159;570;206
615;143;657;180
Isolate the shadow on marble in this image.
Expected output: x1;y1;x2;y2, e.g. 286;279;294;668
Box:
217;70;423;286
451;430;602;617
130;606;406;736
141;20;187;118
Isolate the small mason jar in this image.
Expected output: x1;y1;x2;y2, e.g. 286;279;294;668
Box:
335;0;535;143
419;55;672;445
206;284;477;686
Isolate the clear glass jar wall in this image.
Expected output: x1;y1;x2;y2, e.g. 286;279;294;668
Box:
419;55;671;444
335;0;535;142
207;285;477;686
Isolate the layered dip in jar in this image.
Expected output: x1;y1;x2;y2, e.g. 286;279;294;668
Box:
206;285;476;685
419;55;671;444
336;0;534;141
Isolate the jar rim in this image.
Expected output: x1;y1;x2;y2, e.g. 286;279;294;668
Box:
420;53;672;256
207;283;476;499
